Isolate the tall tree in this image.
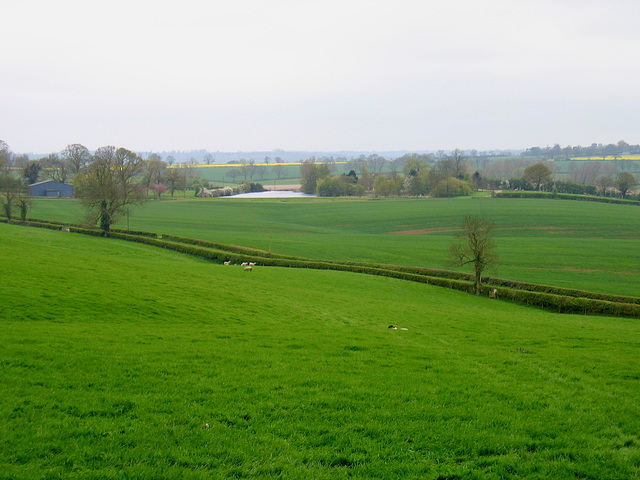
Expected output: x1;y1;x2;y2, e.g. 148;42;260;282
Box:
165;168;184;196
272;164;285;180
143;157;167;187
42;153;69;183
449;215;499;295
23;161;42;184
61;144;91;174
615;171;636;199
449;149;468;178
367;154;387;173
523;162;552;190
300;159;329;194
75;146;145;231
0;174;23;220
596;175;614;197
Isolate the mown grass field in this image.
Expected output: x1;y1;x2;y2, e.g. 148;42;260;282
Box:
1;222;639;479
28;196;640;296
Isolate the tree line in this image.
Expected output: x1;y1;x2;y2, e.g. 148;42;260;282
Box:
298;151;639;199
523;140;639;160
299;150;476;198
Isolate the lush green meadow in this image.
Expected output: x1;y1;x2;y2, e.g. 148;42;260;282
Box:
1;222;639;479
28;196;640;296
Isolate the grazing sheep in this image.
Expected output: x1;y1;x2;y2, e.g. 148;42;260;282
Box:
223;261;231;265
241;262;249;266
244;266;253;272
489;289;498;298
249;262;256;266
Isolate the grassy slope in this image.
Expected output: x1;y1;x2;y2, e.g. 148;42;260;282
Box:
29;196;640;296
1;223;639;479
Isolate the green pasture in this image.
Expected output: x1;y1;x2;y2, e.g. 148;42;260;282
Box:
1;223;639;479
184;163;323;186
27;196;640;297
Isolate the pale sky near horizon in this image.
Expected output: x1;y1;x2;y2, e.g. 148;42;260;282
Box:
1;0;639;154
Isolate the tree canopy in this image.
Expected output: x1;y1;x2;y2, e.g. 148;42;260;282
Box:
75;146;146;231
615;172;636;198
449;215;499;295
523;162;553;190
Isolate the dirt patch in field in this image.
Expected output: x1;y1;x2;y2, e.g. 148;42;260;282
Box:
388;227;462;235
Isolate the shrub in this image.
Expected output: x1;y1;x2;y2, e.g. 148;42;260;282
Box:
317;176;363;197
431;177;472;198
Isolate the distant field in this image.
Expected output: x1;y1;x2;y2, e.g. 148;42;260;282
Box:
1;222;639;479
570;154;640;161
27;196;640;296
175;162;346;186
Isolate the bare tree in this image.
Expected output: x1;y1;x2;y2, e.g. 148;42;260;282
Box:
143;157;168;188
367;154;387;173
272;164;285;180
596;175;614;197
41;153;69;183
449;215;499;295
449;149;468;178
61;144;91;174
0;140;13;175
226;168;242;182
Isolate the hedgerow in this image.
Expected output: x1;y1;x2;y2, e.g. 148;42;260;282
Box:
494;191;640;206
4;217;640;318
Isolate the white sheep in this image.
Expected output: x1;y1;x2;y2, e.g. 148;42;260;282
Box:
244;266;253;272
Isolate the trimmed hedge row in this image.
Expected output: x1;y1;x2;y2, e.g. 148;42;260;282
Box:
4;216;640;318
23;217;159;238
494;191;640;206
491;286;640;318
105;234;640;317
160;234;296;259
482;277;640;305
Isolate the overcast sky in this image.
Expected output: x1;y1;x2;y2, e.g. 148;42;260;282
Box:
2;0;639;154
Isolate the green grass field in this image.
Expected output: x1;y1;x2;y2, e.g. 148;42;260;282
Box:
27;196;640;296
186;163;306;186
1;222;639;479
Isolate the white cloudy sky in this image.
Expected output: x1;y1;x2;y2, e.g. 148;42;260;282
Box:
1;0;639;154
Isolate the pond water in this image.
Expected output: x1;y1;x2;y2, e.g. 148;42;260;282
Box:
222;190;316;199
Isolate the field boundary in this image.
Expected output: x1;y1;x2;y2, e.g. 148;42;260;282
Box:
3;216;640;318
494;191;640;206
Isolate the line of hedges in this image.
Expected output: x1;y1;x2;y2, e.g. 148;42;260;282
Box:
159;234;296;259
323;262;640;305
4;216;640;318
494;191;640;206
22;217;159;238
119;235;640;317
492;286;640;317
482;277;640;305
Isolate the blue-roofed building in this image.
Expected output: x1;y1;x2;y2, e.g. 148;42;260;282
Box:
28;180;74;197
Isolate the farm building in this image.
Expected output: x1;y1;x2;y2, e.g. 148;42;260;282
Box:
28;180;74;197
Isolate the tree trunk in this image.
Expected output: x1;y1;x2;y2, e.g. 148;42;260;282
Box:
99;200;110;232
474;263;483;295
